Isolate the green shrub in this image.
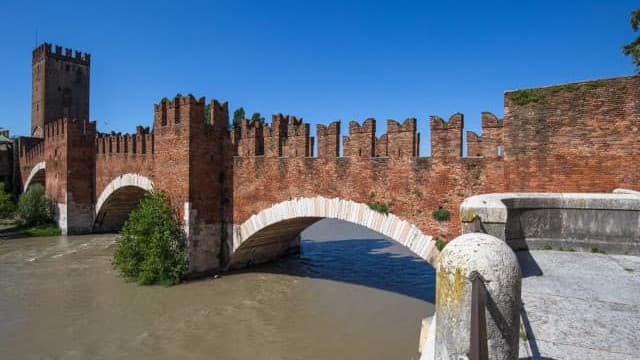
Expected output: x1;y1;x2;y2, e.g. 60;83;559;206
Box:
113;191;186;286
367;201;389;214
23;224;61;237
435;238;447;251
16;184;53;226
0;182;15;219
432;208;450;222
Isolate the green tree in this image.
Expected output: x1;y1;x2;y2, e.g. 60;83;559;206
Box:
113;191;186;286
623;9;640;70
232;107;245;129
16;184;53;226
0;182;15;219
250;112;266;125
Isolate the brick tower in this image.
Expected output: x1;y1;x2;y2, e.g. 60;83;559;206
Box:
31;43;90;137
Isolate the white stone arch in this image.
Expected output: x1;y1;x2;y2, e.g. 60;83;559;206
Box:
95;173;154;217
23;161;46;190
232;196;438;267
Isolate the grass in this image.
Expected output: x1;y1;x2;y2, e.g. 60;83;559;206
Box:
23;224;62;236
508;89;545;105
0;222;61;237
519;330;528;342
432;208;450;222
367;201;389;214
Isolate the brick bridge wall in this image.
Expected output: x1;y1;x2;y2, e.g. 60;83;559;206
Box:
16;75;640;273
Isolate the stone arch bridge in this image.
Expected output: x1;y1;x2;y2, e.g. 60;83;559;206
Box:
15;76;640;274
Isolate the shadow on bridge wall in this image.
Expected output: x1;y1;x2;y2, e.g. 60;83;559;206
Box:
227;236;436;303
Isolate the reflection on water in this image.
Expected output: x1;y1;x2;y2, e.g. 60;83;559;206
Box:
0;219;435;360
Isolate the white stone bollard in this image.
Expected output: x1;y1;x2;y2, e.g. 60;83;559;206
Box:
434;233;521;360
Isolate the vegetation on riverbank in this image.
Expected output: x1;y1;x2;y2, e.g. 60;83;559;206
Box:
0;183;15;219
0;223;61;237
112;191;186;286
0;184;60;238
16;184;53;226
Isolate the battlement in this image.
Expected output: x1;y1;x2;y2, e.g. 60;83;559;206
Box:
267;114;311;157
466;112;504;158
387;118;417;133
19;137;45;166
317;121;341;158
431;113;464;158
153;95;207;129
481;112;503;128
32;43;91;65
343;119;376;157
235;118;265;156
96;127;153;156
209;99;229;130
430;113;463;130
348;118;376;134
44;118;96;140
385;118;419;158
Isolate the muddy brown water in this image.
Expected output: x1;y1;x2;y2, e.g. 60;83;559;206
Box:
0;219;435;360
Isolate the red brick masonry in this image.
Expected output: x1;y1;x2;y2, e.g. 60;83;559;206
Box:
17;75;640;272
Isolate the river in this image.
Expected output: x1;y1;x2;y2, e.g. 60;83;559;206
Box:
0;219;435;360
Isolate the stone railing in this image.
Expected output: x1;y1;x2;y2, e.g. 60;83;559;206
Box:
459;192;640;255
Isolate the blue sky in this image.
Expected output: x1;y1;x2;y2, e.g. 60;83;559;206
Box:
0;0;637;155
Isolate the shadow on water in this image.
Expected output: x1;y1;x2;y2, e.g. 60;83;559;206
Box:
231;237;436;303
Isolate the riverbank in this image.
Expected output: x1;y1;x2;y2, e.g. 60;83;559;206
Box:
0;220;61;238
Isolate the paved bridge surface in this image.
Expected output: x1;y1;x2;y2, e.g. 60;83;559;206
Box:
16;75;640;273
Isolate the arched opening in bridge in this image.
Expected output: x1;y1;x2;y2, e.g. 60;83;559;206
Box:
94;186;147;232
227;197;438;271
23;161;46;191
93;174;153;233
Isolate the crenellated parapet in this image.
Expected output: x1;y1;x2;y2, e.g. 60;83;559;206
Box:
343;118;376;157
376;134;388;157
263;114;311;157
430;113;463;158
32;43;91;65
96;126;153;156
153;95;207;129
19;138;45;167
386;118;419;158
209;99;230;131
466;112;504;157
44;117;97;141
286;116;313;157
235;119;265;156
317;121;340;158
